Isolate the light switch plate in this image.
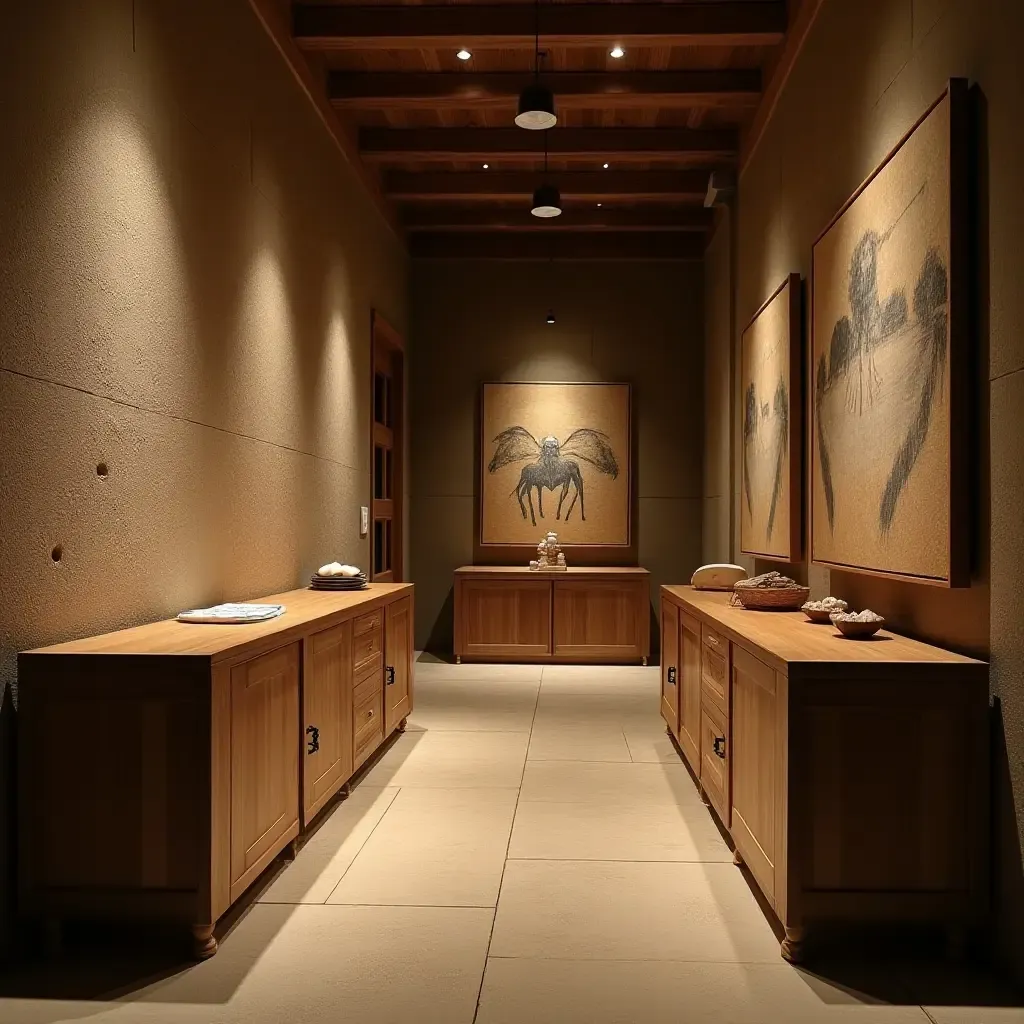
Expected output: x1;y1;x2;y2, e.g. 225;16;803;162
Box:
360;506;369;537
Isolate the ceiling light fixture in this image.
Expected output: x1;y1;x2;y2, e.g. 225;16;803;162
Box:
610;46;625;59
531;129;562;218
516;0;557;129
603;162;609;169
457;49;472;60
546;309;556;324
482;163;489;169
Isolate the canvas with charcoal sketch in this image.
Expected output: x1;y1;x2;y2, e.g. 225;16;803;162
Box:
741;274;801;562
811;83;966;584
480;382;631;548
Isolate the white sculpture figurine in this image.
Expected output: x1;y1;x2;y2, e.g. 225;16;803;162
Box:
530;532;568;571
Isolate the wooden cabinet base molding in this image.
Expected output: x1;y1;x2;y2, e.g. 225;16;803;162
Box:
660;586;988;962
455;566;650;664
19;584;414;958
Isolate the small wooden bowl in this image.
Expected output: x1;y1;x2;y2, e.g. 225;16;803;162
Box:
830;616;885;639
802;607;834;624
732;585;810;611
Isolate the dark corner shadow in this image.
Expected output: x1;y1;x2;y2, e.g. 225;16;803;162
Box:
0;729;426;1010
422;586;456;662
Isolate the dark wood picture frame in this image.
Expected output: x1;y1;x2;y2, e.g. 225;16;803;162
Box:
739;273;803;563
475;381;636;566
809;78;970;588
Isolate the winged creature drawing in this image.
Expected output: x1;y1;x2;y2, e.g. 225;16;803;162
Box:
487;427;619;526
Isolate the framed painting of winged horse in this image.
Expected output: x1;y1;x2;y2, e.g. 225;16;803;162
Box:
480;382;631;549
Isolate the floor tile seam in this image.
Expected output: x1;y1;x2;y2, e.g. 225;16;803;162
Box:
483;954;790;965
319;787;402;904
502;856;733;864
323;901;499;910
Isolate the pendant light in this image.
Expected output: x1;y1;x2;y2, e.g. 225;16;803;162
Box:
516;0;556;130
531;130;561;218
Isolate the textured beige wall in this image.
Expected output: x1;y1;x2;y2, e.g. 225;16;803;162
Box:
409;259;704;653
0;0;408;952
708;0;1023;977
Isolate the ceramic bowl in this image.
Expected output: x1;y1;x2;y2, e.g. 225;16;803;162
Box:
801;606;834;624
830;615;885;639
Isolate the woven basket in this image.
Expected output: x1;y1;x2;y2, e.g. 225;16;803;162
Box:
732;584;810;611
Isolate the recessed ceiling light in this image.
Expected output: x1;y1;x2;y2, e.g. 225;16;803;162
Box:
603;163;610;169
457;49;472;60
597;203;603;207
610;46;625;59
482;163;489;169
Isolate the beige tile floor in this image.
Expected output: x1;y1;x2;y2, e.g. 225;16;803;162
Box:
1;661;1021;1023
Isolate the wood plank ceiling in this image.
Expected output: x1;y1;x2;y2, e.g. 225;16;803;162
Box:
290;1;791;257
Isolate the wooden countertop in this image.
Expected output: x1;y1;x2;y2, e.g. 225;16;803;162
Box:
23;583;413;661
664;586;985;673
456;565;649;577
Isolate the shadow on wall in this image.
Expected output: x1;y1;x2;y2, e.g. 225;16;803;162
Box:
0;683;14;959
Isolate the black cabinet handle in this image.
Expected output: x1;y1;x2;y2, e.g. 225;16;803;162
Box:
306;725;320;754
386;665;396;686
667;667;677;685
713;735;726;759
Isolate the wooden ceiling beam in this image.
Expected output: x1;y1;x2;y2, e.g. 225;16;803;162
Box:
294;3;787;51
410;232;706;260
386;169;710;201
402;206;714;232
330;70;762;112
361;128;737;163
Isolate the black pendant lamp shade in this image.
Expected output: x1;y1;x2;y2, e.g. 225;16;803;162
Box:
516;81;557;130
531;182;562;218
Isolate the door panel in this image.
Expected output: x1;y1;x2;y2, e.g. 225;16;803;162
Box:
700;697;730;826
303;622;353;823
677;612;702;773
552;580;646;660
385;596;414;732
459;580;552;658
731;646;778;902
660;599;680;734
230;644;300;899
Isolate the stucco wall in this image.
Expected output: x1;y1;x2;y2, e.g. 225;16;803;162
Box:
708;0;1023;977
409;259;705;654
0;0;408;952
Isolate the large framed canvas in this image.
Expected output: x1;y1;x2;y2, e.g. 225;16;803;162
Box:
740;273;802;562
480;382;632;551
811;79;970;587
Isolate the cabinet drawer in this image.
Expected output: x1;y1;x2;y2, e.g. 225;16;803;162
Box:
354;610;382;637
353;628;383;676
354;723;384;770
701;626;729;712
353;667;382;707
700;696;730;827
354;691;383;746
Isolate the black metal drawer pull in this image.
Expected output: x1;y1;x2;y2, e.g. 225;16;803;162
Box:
306;725;320;754
667;667;676;685
386;665;396;686
713;735;726;759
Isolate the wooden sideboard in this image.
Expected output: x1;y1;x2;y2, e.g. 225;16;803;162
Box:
18;584;414;958
660;586;988;962
454;566;650;664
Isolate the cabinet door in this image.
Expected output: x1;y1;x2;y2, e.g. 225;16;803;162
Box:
458;579;552;659
303;622;353;823
660;599;680;734
385;596;414;733
700;696;730;826
230;643;300;901
552;580;647;661
677;612;702;773
731;646;780;904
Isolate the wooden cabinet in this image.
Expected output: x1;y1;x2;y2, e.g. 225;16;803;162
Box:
730;645;782;905
659;585;988;963
303;623;354;823
660;598;680;733
18;584;414;959
385;596;414;733
230;644;300;903
677;611;702;773
454;566;650;664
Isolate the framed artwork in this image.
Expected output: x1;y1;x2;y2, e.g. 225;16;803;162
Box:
740;273;802;562
811;79;970;586
479;382;632;551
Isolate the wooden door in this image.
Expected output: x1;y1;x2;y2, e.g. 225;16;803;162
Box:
660;598;680;734
303;622;353;823
457;579;552;659
385;596;414;732
677;612;702;772
371;312;404;582
552;580;647;661
731;646;779;904
230;643;300;901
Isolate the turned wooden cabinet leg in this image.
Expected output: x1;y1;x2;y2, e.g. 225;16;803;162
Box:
699;786;711;806
780;927;806;964
192;924;218;960
733;848;744;866
455;656;461;665
642;657;648;667
282;837;299;861
398;716;408;733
